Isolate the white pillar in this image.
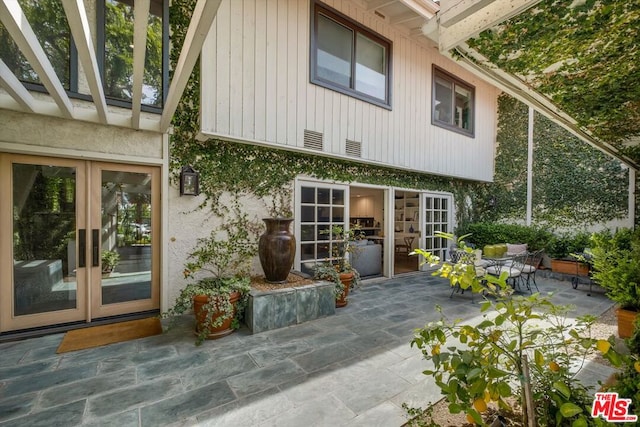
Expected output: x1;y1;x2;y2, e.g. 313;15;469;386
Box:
629;168;636;229
527;107;534;225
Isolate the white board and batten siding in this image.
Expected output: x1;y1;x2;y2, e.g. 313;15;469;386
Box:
200;0;500;182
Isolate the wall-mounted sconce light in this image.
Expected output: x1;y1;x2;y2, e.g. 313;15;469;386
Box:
488;195;496;208
180;166;199;196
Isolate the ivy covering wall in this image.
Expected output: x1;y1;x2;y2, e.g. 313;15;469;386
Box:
168;0;483;223
468;0;640;161
489;94;628;227
169;0;629;231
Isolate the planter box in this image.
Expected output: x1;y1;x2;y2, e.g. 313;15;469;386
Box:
245;280;335;334
550;259;589;276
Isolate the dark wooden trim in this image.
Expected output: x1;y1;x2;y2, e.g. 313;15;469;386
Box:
431;65;475;138
310;0;392;109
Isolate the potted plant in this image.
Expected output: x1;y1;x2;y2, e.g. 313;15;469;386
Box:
547;232;591;275
101;249;120;276
313;225;363;307
162;209;261;344
590;228;640;338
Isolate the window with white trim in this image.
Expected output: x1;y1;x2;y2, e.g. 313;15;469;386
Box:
297;181;349;276
432;66;474;137
310;1;392;109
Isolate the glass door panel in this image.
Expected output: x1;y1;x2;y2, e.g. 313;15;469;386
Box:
421;193;453;271
91;163;159;318
1;155;87;331
13;163;79;315
295;181;349;275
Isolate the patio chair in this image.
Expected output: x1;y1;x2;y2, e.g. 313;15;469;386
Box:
485;253;523;291
520;249;543;292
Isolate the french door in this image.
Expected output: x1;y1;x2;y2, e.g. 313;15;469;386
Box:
420;192;454;270
0;154;160;333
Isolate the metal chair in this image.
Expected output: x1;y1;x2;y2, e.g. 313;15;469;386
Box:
486;253;523;290
520;249;543;292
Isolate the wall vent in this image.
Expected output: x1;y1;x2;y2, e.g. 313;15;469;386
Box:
303;130;323;151
345;139;362;157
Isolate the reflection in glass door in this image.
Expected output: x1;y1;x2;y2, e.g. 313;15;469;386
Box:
0;156;87;331
91;164;159;319
1;156;159;333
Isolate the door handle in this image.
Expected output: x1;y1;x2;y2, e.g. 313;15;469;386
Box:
78;229;86;268
92;229;100;267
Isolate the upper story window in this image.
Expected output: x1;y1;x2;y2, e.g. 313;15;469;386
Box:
0;0;168;113
432;66;475;137
98;0;168;110
0;0;72;90
310;1;392;109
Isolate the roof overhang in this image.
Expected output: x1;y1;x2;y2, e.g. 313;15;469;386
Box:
0;0;221;134
428;0;639;170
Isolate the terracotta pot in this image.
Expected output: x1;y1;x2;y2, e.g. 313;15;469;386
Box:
192;291;241;340
336;272;354;308
258;218;296;283
616;307;638;339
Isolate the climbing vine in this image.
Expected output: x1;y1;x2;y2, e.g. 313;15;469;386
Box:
168;0;628;231
490;94;628;227
168;0;482;223
468;0;640;161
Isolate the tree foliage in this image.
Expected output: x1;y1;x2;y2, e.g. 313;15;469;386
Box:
468;0;640;160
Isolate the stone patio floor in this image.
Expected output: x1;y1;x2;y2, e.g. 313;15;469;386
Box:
0;273;617;426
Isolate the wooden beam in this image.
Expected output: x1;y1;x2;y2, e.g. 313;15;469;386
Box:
391;11;420;25
0;0;74;118
159;0;222;133
62;0;108;124
450;44;639;170
131;0;150;129
438;0;494;27
398;0;438;19
438;0;542;52
0;58;36;112
367;0;398;11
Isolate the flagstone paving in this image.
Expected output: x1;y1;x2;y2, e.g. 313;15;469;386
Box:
0;273;616;426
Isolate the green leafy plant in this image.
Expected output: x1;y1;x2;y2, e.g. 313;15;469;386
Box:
590;228;640;312
410;232;622;426
161;202;261;344
312;225;364;297
606;315;640;420
547;232;592;260
101;249;120;273
455;222;553;251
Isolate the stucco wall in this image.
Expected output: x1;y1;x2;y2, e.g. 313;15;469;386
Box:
165;188;279;308
0;110;163;159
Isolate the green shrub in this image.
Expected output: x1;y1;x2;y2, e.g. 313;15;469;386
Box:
455;222;553;251
546;232;592;259
590;228;640;312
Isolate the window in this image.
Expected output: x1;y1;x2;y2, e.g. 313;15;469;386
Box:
432;66;474;136
296;181;348;276
98;0;168;110
0;0;168;112
0;0;72;90
311;1;391;108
